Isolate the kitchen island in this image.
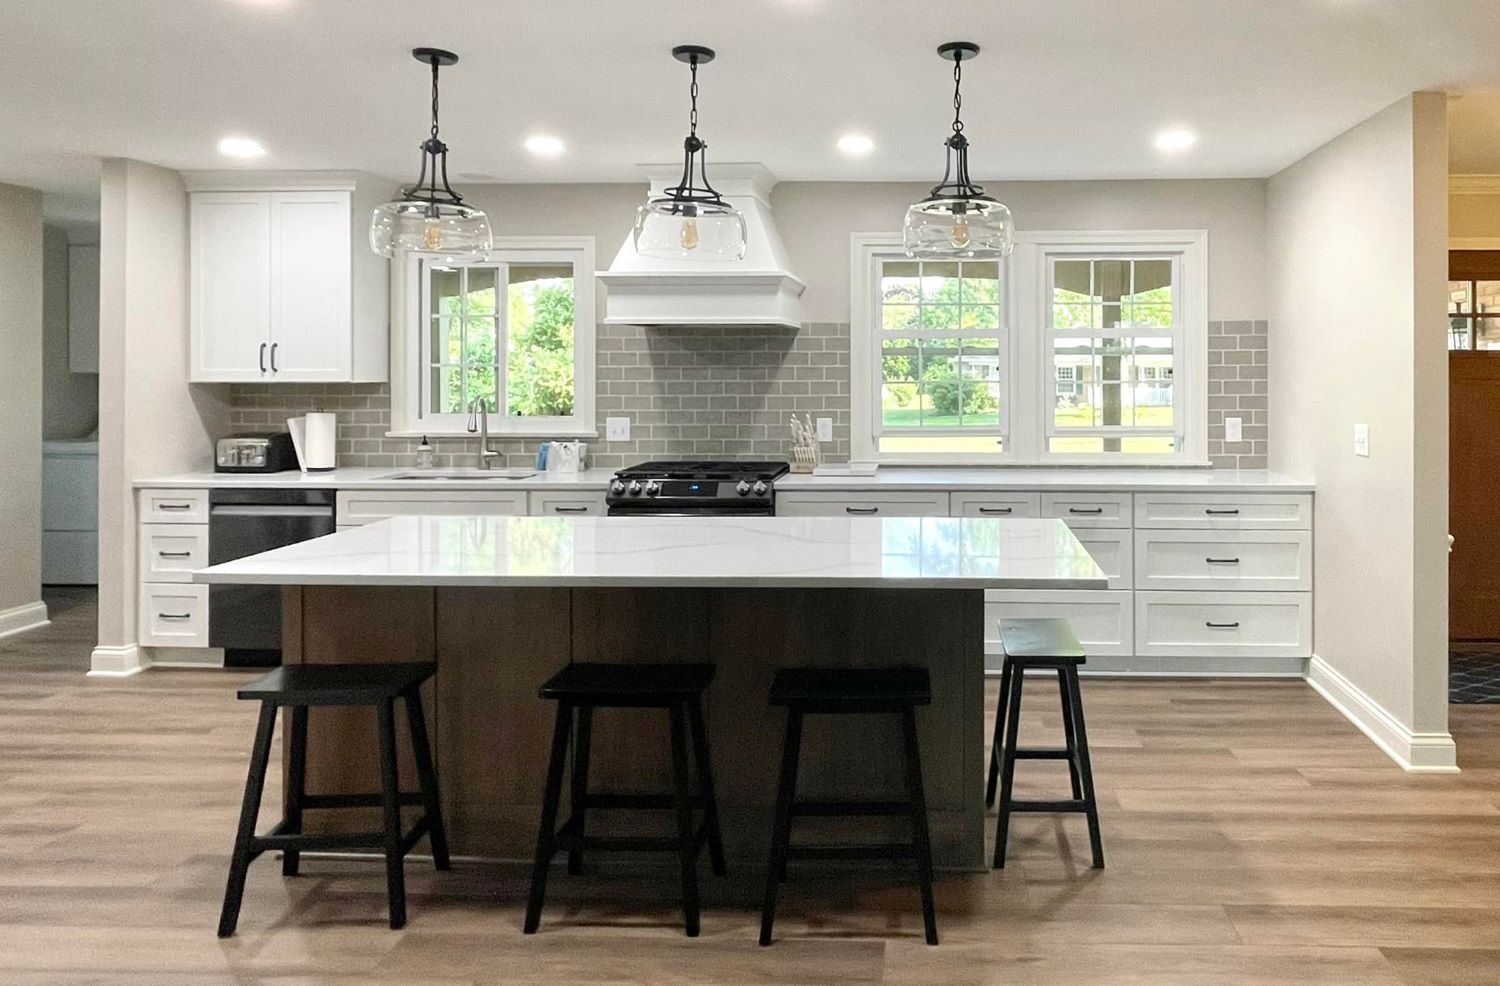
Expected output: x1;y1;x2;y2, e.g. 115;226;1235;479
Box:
197;514;1106;869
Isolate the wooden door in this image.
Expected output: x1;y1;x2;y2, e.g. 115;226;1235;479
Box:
1449;250;1500;639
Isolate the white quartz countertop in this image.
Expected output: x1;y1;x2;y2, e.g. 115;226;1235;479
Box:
194;515;1108;590
137;465;1312;493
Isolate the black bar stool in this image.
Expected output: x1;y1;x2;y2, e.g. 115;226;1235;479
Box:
988;618;1104;870
524;662;725;937
217;662;450;938
759;666;938;947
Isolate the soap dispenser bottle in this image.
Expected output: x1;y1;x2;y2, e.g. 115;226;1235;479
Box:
416;436;435;469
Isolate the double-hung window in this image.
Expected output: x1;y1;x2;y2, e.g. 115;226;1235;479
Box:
393;237;596;436
853;230;1206;464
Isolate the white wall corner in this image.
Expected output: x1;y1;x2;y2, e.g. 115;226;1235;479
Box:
88;643;150;677
1306;655;1459;772
0;601;49;640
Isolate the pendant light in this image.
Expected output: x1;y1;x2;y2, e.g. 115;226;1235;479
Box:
903;42;1014;260
632;45;747;262
369;47;493;261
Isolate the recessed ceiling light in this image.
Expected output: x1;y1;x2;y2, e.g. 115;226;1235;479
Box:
524;135;565;158
1153;129;1198;154
217;136;267;159
837;133;875;156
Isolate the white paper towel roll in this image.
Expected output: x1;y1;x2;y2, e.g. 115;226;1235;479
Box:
303;412;337;471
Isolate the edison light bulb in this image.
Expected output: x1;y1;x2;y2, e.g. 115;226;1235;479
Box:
949;215;971;250
423;218;445;252
679;217;700;251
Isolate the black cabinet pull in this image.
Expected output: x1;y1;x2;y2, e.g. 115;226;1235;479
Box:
1205;621;1241;629
158;503;192;511
552;506;589;514
978;506;1013;515
270;342;279;372
258;342;267;373
158;613;192;621
1205;557;1240;564
1068;507;1104;515
1205;508;1240;515
845;506;879;515
157;551;192;558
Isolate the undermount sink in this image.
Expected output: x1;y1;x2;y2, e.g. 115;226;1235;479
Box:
380;469;538;481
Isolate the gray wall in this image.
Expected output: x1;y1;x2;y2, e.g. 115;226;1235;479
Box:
42;225;99;439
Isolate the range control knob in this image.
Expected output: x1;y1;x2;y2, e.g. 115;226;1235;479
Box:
735;480;752;496
609;479;626;495
752;480;769;496
627;480;643;496
644;480;661;496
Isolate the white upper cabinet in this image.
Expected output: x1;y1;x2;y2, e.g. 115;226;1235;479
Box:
189;179;387;383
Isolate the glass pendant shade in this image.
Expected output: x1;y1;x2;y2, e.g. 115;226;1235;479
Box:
903;196;1013;260
633;197;747;261
369;48;492;262
369;199;492;263
633;45;746;263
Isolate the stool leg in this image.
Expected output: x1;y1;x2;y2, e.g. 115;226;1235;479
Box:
992;664;1025;869
759;708;803;946
668;702;701;937
1056;668;1083;801
567;705;593;876
404;688;451;872
281;705;308;876
524;700;573;934
901;707;939;946
218;700;277;938
376;698;407;930
686;695;727;877
985;659;1012;808
1065;666;1104;869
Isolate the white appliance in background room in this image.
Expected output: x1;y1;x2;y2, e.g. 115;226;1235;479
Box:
598;163;805;328
41;438;98;585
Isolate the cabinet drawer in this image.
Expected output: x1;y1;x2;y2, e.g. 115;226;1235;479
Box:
529;491;608;516
1073;528;1133;589
1134;591;1311;658
336;490;529;525
1041;492;1132;528
983;590;1133;660
1134;493;1312;530
949;492;1041;518
775;491;949;517
138;524;210;584
138;583;209;648
139;488;209;524
1134;530;1311;591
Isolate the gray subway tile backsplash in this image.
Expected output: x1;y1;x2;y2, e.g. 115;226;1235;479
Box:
228;318;1269;471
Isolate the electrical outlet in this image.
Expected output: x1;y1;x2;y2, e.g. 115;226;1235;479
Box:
605;416;630;442
1354;423;1370;457
1224;416;1243;443
816;417;833;442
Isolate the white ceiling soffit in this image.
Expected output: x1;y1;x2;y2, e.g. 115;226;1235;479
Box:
5;0;1500;202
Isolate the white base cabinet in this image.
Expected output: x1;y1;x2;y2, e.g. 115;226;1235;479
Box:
1135;590;1312;659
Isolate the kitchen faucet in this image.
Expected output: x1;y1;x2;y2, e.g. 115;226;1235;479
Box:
466;397;501;470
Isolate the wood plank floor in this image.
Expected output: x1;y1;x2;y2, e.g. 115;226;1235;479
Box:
2;588;1498;985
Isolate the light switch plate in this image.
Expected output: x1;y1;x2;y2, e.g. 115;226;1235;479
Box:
605;416;630;442
1354;423;1370;457
816;417;834;442
1224;416;1243;443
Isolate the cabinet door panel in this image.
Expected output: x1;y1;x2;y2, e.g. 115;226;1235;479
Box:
191;193;271;382
268;191;351;380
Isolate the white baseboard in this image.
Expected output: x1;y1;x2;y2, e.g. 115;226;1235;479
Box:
0;600;49;640
148;647;225;669
1306;655;1459;773
88;644;149;677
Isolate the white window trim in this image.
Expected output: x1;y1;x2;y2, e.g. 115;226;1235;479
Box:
851;228;1208;466
389;236;597;438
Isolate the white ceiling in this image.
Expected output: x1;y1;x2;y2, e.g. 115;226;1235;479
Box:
4;0;1500;214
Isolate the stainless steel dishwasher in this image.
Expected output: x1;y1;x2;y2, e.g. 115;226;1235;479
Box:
208;488;335;666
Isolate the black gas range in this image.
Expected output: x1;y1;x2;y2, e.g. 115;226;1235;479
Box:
605;460;791;516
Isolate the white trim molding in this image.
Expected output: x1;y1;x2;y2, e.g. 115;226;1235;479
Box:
1306;655;1458;773
0;601;49;640
88;644;149;677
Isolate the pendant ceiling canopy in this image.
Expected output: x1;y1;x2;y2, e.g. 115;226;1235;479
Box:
369;47;493;263
632;45;747;263
903;42;1014;261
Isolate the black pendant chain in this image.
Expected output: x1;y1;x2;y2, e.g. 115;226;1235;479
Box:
429;58;442;141
951;56;964;134
688;55;700;136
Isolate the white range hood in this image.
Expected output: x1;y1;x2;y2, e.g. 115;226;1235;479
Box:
599;163;806;329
